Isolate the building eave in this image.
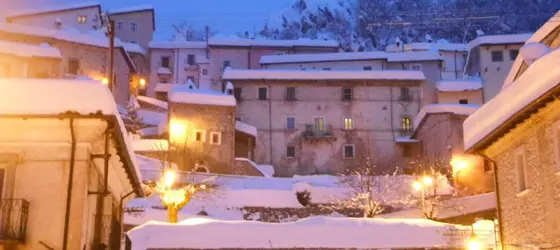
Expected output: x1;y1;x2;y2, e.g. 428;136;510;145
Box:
6;4;102;21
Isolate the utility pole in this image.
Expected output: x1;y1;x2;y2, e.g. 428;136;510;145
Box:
205;26;210;59
109;19;116;93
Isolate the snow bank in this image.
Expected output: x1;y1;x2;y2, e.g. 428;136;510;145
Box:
122;42;146;55
223;69;426;81
208;38;339;48
386;42;467;52
169;88;236;107
436;78;482;92
235;158;274;177
136;109;166;126
260;51;441;64
464;48;560;150
6;2;99;18
128;216;466;250
415;104;479;129
108;5;153;15
235;121;257;137
0;40;61;58
137;96;168;110
467;33;532;49
148;40;207;49
519;42;552;66
131;139;169;152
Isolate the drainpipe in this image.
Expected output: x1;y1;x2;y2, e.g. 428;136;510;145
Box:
118;190;135;250
247;47;251;69
475;151;504;249
454;51;458;79
62;118;76;250
268;80;273;165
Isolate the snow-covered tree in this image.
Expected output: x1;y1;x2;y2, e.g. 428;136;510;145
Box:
123;95;143;134
171;23;216;41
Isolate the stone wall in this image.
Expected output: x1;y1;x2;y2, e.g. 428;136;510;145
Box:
484;99;560;247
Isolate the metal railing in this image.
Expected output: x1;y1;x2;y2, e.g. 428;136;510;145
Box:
0;199;29;242
302;125;333;139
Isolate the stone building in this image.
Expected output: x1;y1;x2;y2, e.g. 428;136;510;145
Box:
464;33;532;103
0;40;62;78
0;22;137;104
108;5;155;50
435;78;484;106
0;78;143;250
168;87;237;173
223;69;424;176
260;51;443;106
464;12;560;247
5;2;103;32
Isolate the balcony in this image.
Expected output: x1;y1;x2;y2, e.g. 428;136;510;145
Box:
0;199;29;242
302;125;334;141
399;129;413;137
398;94;413;102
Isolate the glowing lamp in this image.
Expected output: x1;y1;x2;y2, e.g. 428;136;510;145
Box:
169;119;187;143
139;78;146;87
164;170;175;188
412;181;422;191
422;176;433;186
101;77;109;85
451;156;469;175
466;236;482;250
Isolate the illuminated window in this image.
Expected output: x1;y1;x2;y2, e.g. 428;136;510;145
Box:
77;15;87;23
402;116;412;131
343;117;354;130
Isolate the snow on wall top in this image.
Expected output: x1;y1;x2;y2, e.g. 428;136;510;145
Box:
122;42;146;55
435;78;482;92
137;96;168;110
132;139;169;152
260;51;441;64
148;41;207;49
467;33;533;50
169;88;236;107
0;22;124;49
127;216;466;249
0;40;62;59
6;2;100;19
223;69;426;81
235;121;257;137
414;104;480;130
108;5;153;15
208;38;339;48
0;78;143;192
503;11;560;90
464;47;560;151
385;43;468;52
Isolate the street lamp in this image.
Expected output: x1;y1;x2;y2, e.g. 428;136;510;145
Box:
139;78;146;87
169;119;187;144
101;77;109;85
451;156;470;191
466;233;482;250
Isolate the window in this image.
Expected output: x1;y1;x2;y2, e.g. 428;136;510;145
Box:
491;51;504;62
403;145;413;157
343;144;355;159
515;147;528;192
286;117;296;130
400;87;410;101
187;54;195;65
77;15;87;23
160;78;168;83
161;56;170;68
342;87;352;101
484;158;492;172
258;87;268;100
194;130;206;142
234;87;242;101
223;60;231;69
509;49;519;60
363;66;372;70
459;99;469;104
116;20;124;30
130;22;139;32
210;132;222;145
343;117;354;130
314;117;325;132
402;116;412;131
286;87;296;101
405;64;422;71
68;58;79;75
287;146;296;158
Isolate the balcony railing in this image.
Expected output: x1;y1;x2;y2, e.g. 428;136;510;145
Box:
0;199;29;242
302;125;334;140
399;128;413;137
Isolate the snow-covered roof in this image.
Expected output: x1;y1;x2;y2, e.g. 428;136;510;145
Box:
467;33;533;50
414;104;480;130
0;40;61;58
0;78;143;195
234;158;273;177
127;216;467;249
503;11;560;90
122;42;146;55
132;139;169;152
137;96;168;110
260;51;441;65
386;42;468;52
6;2;100;19
148;40;207;49
169;88;236;107
395;136;419;143
464;47;560;151
208;38;339;48
156;67;172;75
436;78;482;92
108;5;153;15
154;83;183;93
235;121;257;137
223;69;426;81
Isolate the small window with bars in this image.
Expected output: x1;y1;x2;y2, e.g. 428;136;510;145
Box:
342;87;352;101
286;87;296;101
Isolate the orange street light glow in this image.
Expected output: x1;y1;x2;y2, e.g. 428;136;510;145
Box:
169;119;187;143
412;181;422;191
451;156;469;175
164;170;176;188
101;77;109;85
139;78;146;87
423;176;433;186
